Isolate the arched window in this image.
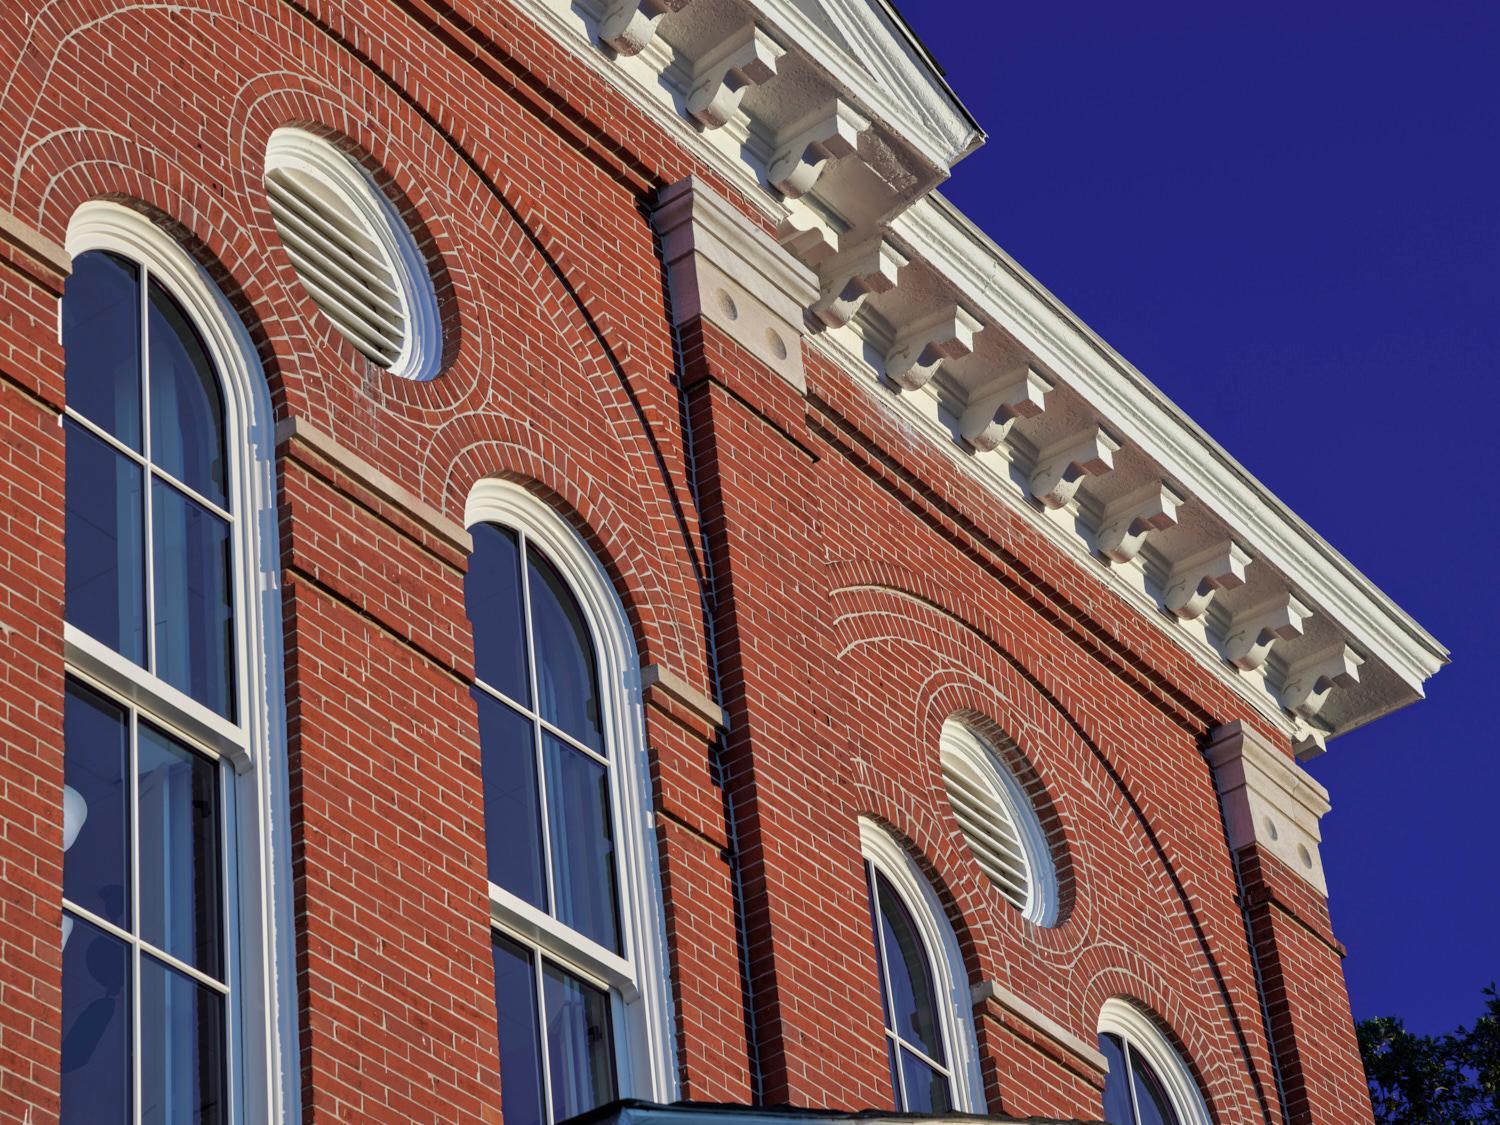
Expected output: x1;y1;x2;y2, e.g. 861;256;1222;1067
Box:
860;819;984;1114
1097;999;1211;1125
59;203;296;1123
464;481;675;1125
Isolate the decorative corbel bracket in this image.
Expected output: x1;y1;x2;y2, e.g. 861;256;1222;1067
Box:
1221;593;1311;671
958;364;1052;452
599;0;693;56
1163;541;1251;620
1279;644;1363;721
884;306;983;391
767;100;870;200
1029;427;1120;510
1095;482;1183;563
686;25;784;130
812;238;907;328
775;200;839;266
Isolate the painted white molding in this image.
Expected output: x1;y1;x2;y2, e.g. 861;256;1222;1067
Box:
1278;644;1363;721
859;818;987;1114
686;24;784;129
1097;999;1212;1125
598;0;693;56
939;719;1059;927
1029;426;1120;510
767;99;870;199
65;201;300;1124
1096;482;1182;564
653;176;818;391
884;305;983;391
1206;720;1332;895
263;127;442;381
1222;593;1310;672
1162;541;1251;621
958;363;1051;453
812;237;906;329
465;478;680;1105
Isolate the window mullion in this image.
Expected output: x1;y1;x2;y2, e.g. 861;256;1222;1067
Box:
533;945;554;1124
1124;1040;1144;1125
867;864;906;1109
518;532;557;918
129;707;142;1125
139;266;156;679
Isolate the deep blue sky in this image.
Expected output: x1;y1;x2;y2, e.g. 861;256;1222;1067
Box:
898;1;1498;1035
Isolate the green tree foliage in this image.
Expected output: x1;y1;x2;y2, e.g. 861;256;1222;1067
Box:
1358;984;1500;1123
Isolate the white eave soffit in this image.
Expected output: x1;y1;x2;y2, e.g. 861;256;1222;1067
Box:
515;0;1448;750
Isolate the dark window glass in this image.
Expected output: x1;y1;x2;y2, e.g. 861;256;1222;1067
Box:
545;736;620;954
527;549;603;753
897;1046;952;1114
152;481;234;719
542;960;616;1121
60;916;131;1125
492;934;545;1125
477;691;546;910
137;722;223;977
147;278;226;507
467;523;530;705
874;871;945;1063
63;680;131;927
1099;1033;1135;1125
139;957;227;1125
1130;1044;1178;1125
64;251;141;450
65;422;145;664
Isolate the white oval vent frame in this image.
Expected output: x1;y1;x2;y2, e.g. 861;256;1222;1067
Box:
939;718;1058;926
264;127;441;380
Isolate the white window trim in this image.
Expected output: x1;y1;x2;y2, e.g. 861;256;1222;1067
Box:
63;201;300;1125
263;127;442;381
939;718;1059;927
859;817;986;1114
1098;998;1212;1125
465;478;679;1106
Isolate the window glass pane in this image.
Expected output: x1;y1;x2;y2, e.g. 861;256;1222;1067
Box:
897;1046;952;1114
545;735;620;953
886;1040;903;1111
477;691;546;910
60;915;131;1125
63;680;131;928
874;871;945;1064
467;523;530;705
1129;1045;1180;1125
147;278;226;507
492;934;545;1125
137;721;223;978
527;549;603;754
1099;1033;1135;1125
542;960;616;1121
66;421;145;664
64;251;141;450
152;480;235;719
139;956;227;1125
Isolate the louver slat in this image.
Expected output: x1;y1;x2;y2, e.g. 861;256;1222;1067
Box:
942;756;1033;911
266;168;406;368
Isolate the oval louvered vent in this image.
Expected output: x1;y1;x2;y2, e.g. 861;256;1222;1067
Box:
264;129;440;380
939;721;1057;925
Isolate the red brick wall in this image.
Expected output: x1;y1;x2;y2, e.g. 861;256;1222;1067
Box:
0;1;1374;1122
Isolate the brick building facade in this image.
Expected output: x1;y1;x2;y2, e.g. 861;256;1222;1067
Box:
0;2;1445;1124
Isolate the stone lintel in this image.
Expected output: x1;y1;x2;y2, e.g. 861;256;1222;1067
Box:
972;979;1107;1076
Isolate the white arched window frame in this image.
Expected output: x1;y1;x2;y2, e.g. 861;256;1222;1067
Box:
464;479;678;1107
61;201;298;1122
263;127;442;381
1097;998;1212;1125
939;718;1059;927
859;817;986;1114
